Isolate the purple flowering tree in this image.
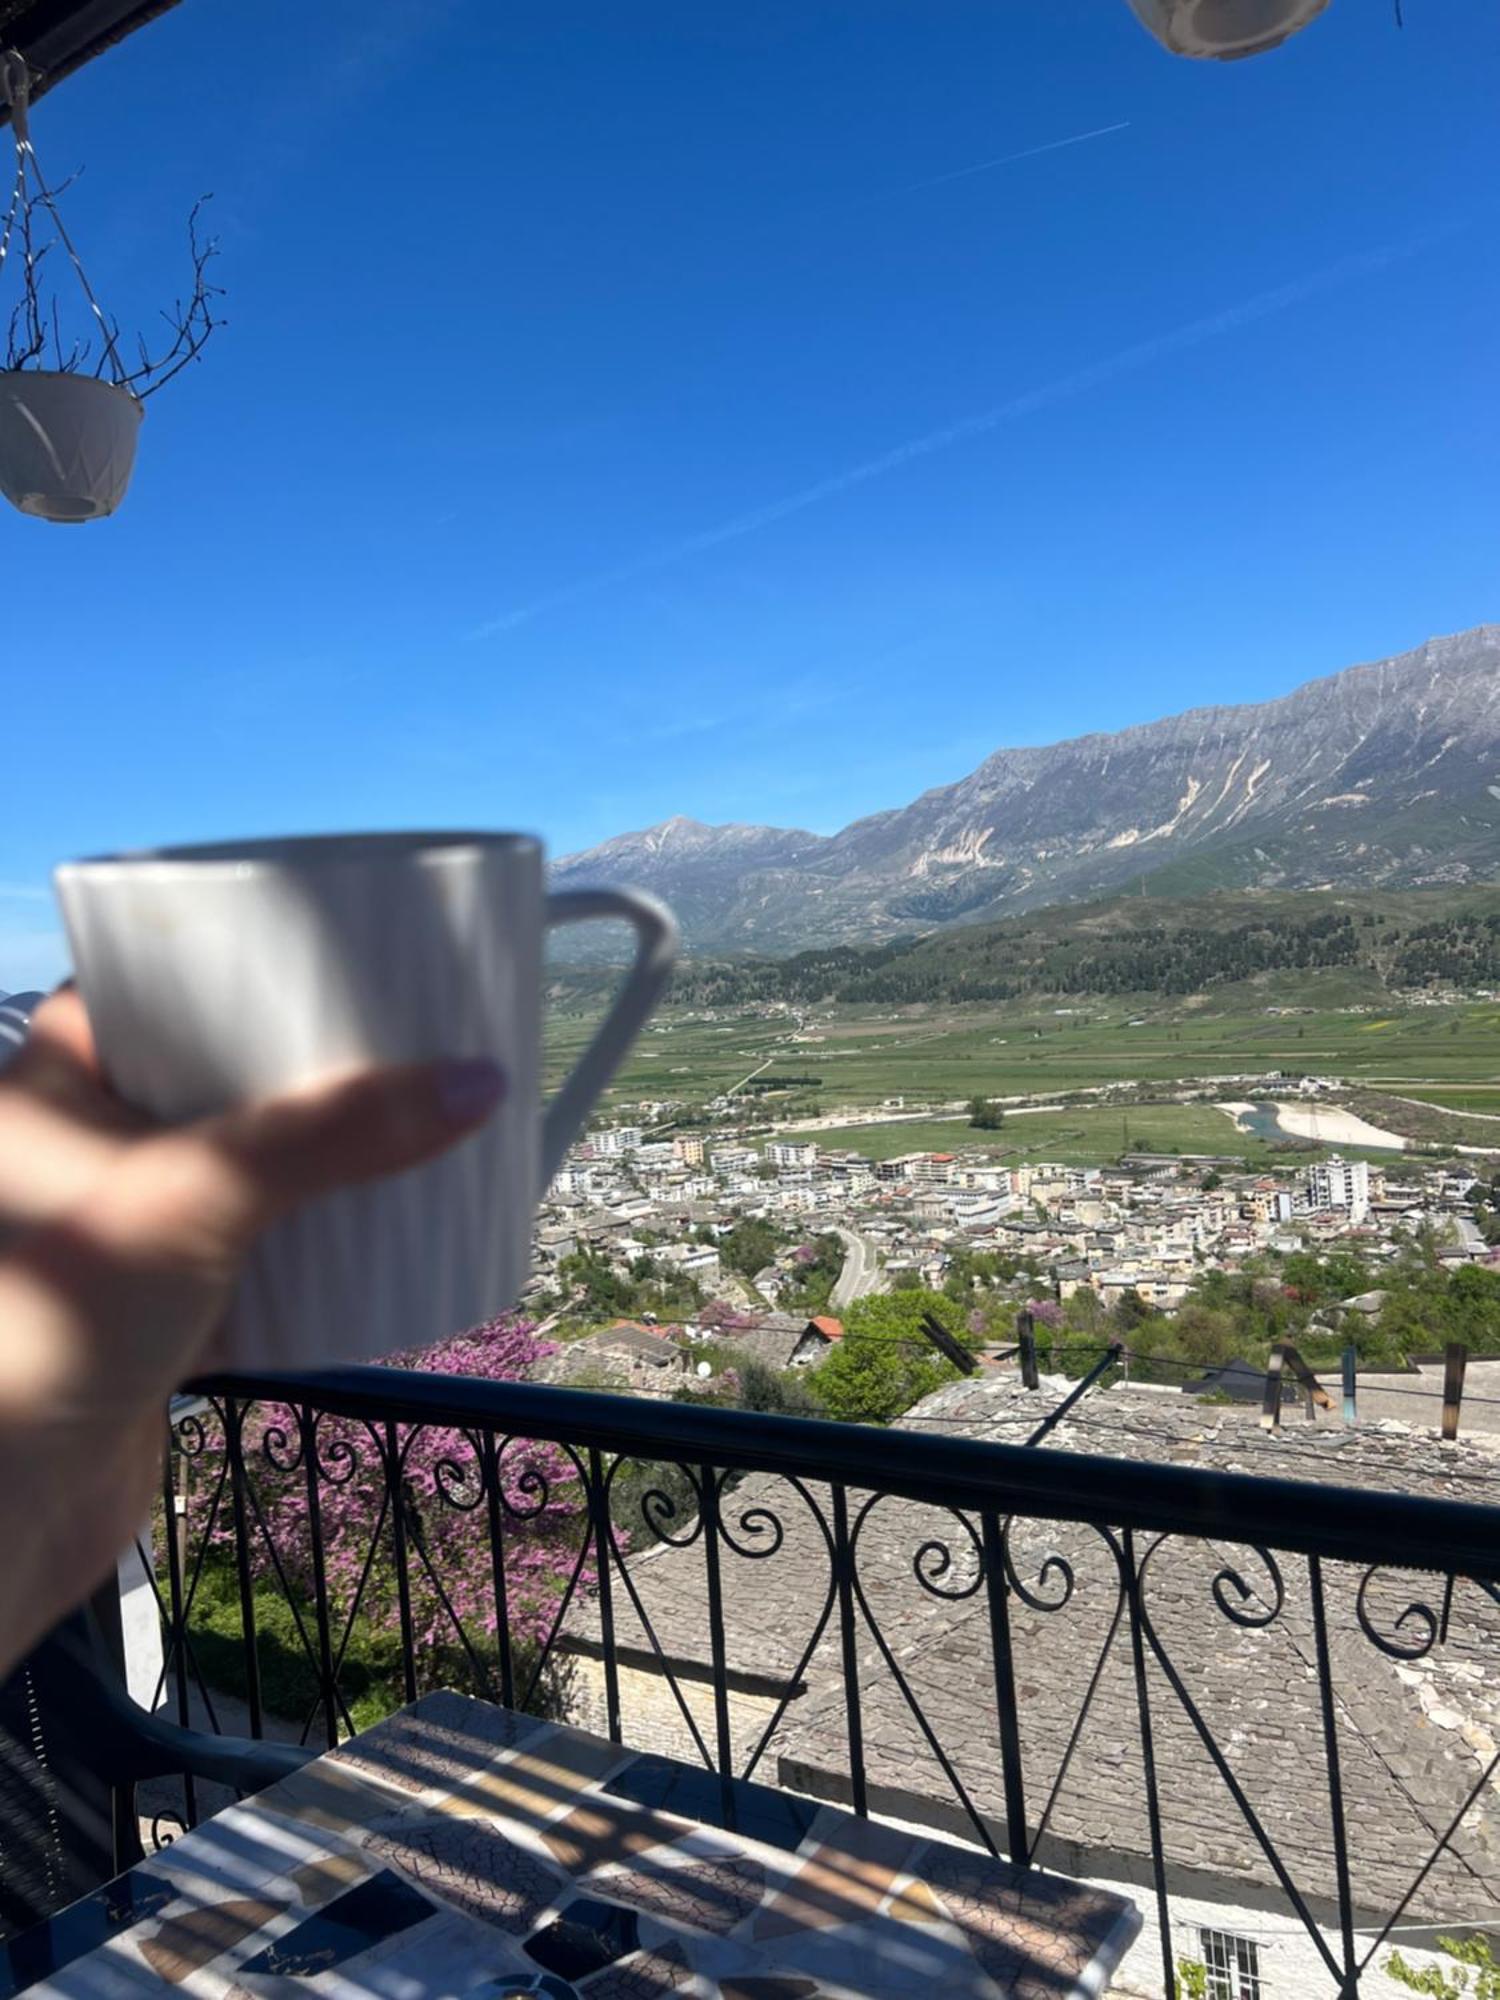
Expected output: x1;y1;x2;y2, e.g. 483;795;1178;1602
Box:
180;1315;595;1716
695;1299;756;1334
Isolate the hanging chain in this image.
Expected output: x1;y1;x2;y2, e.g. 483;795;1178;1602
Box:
1;49;29;147
0;52;28;286
0;48;129;387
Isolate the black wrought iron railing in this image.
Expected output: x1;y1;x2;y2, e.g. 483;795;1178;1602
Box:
144;1368;1500;1998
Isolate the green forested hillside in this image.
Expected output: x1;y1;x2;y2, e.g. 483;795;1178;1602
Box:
623;888;1500;1009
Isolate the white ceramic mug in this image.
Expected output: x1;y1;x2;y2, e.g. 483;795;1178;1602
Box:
53;832;677;1369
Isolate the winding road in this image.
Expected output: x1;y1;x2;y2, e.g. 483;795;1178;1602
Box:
830;1226;888;1311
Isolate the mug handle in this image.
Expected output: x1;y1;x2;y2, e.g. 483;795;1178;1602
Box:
541;887;678;1188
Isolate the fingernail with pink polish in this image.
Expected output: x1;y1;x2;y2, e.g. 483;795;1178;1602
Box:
437;1058;505;1124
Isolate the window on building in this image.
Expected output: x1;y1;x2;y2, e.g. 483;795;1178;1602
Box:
1200;1928;1262;2000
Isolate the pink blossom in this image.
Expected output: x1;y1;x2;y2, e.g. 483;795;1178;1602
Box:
180;1314;599;1693
696;1300;753;1332
1025;1299;1065;1328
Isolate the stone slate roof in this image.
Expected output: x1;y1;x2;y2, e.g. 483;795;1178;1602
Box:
559;1377;1500;1928
534;1324;687;1391
1345;1290;1391;1316
708;1324;808;1371
696;1313;831;1373
1177;1357;1286;1402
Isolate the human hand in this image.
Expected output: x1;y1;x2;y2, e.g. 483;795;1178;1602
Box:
0;988;504;1677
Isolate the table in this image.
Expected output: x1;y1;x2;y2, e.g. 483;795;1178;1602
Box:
1;1692;1139;1997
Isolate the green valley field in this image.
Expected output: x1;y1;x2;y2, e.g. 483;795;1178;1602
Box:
543;887;1500;1169
542;993;1499;1167
546;992;1500;1107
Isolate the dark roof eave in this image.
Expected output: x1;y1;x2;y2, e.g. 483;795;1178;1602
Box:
0;0;184;121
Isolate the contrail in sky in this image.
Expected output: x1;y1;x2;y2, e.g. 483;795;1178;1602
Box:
474;233;1433;640
896;121;1131;195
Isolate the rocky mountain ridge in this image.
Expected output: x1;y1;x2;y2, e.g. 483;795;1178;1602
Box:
553;625;1500;952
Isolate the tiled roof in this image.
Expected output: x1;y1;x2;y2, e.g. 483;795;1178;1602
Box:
560;1378;1500;1923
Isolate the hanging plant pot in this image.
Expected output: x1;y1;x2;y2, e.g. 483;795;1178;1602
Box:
0;370;143;522
0;51;221;526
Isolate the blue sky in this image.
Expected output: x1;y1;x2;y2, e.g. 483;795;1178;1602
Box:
3;0;1498;987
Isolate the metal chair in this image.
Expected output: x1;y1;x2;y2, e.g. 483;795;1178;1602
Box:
0;1596;311;1936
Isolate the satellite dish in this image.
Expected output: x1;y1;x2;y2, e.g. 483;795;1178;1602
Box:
697;1361;712;1378
1126;0;1332;59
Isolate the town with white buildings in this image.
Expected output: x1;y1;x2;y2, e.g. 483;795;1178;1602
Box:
529;1097;1500;2000
530;1095;1487;1362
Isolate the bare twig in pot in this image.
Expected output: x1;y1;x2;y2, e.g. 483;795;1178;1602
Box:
113;198;224;399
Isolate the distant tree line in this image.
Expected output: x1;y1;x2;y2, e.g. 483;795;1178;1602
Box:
842;911;1363;1001
636;889;1500;1012
1391;914;1500;987
663;907;1366;1007
1002;1244;1500;1385
664;939;921;1009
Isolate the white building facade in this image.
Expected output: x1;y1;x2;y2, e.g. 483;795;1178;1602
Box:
1306;1155;1370;1223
